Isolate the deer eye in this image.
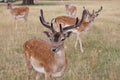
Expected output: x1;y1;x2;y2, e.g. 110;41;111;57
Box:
49;37;52;41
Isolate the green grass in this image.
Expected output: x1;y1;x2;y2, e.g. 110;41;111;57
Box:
0;0;120;80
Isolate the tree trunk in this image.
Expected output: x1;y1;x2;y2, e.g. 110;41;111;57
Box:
4;0;7;2
22;0;34;5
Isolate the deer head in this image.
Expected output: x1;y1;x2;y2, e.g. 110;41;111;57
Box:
84;6;103;22
65;4;69;9
6;2;12;9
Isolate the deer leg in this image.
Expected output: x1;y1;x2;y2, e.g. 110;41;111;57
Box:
78;35;84;53
74;34;79;49
35;72;41;80
72;11;76;18
24;16;28;27
69;12;71;17
25;51;32;80
14;18;17;30
45;73;51;80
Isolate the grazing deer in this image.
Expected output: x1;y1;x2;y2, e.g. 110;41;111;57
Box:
23;9;87;80
7;2;29;29
53;6;103;53
65;4;77;18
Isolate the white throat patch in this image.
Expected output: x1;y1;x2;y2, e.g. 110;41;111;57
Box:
30;57;45;74
56;50;62;56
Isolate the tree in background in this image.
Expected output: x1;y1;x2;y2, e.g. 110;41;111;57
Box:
22;0;34;5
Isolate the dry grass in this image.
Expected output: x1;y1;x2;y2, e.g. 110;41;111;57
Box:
0;1;120;80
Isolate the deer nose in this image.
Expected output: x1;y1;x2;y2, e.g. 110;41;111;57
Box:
51;48;57;52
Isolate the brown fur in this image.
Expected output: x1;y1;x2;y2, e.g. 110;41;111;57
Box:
52;6;102;53
24;38;67;80
54;15;93;53
7;2;29;29
77;22;90;32
11;7;29;16
55;16;90;32
24;39;55;72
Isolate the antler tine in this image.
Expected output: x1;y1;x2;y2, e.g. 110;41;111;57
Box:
59;24;63;33
51;23;55;33
39;9;53;31
76;9;88;27
39;16;51;30
95;6;103;13
92;10;95;14
83;6;90;15
83;6;85;10
40;9;47;23
63;9;88;31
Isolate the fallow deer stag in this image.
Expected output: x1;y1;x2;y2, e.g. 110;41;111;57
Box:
23;9;87;80
83;6;103;23
7;2;29;29
65;4;77;18
53;6;103;53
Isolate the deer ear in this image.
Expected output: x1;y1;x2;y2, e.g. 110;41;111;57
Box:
43;31;51;37
64;31;72;37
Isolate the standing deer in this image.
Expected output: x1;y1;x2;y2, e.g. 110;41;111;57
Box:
65;4;77;18
23;9;87;80
7;2;29;29
53;6;103;53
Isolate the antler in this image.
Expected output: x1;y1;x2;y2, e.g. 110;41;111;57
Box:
95;6;103;13
59;24;63;33
63;9;88;31
39;9;55;32
83;6;86;10
40;9;87;33
83;6;92;16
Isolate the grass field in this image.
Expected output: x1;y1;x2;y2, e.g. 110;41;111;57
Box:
0;0;120;80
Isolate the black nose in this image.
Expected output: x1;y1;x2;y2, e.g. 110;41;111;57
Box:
51;48;56;52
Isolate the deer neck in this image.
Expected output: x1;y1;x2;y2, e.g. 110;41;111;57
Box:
88;20;93;26
55;43;66;70
55;43;65;57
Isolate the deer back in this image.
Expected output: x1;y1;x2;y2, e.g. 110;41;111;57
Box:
11;7;29;16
